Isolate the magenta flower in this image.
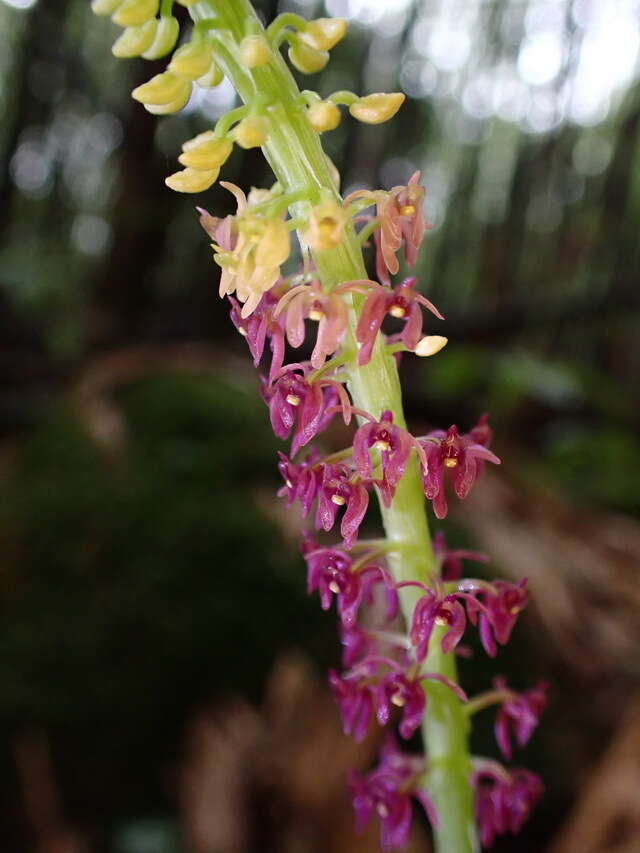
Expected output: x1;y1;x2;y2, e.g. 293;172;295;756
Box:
275;280;350;368
375;172;429;284
302;537;388;627
262;366;335;454
228;291;286;381
493;678;548;760
277;450;322;516
349;738;437;850
419;418;501;519
472;763;543;847
315;463;370;548
463;579;529;657
352;410;417;503
408;586;467;660
355;278;443;366
329;669;374;742
375;669;426;739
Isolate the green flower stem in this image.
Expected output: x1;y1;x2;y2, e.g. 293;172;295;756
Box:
191;2;478;850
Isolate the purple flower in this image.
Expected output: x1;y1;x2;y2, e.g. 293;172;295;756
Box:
228;290;286;381
302;537;387;627
375;670;427;739
409;587;467;660
352;410;416;504
493;678;548;760
432;530;489;582
329;669;374;742
277;450;322;516
349;737;437;850
315;463;370;548
355;278;443;366
419;418;501;519
262;366;334;454
463;579;529;657
473;763;543;847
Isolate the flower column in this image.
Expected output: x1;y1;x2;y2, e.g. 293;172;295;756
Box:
188;1;478;850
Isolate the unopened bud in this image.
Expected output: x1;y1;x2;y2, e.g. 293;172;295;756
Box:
349;92;405;124
234;115;269;149
255;220;290;267
132;72;190;105
144;85;191;114
112;0;159;28
415;335;448;357
301;18;347;51
307;100;341;132
302;200;347;250
168;41;213;80
179;136;233;171
91;0;123;14
165;167;220;193
288;41;329;74
239;35;272;68
112;19;157;58
141;16;179;59
196;61;224;89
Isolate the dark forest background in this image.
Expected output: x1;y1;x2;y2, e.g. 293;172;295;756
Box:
1;0;639;851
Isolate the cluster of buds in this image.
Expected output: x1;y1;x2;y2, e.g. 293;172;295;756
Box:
92;4;547;850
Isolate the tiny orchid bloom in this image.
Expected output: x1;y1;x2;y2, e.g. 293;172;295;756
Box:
419;417;501;519
302;537;387;627
228;290;286;381
493;677;548;760
349;739;437;850
464;579;529;657
432;530;489;581
352;410;415;503
315;463;370;548
277;450;322;516
409;587;467;660
275;280;350;368
374;172;429;284
261;366;335;455
472;763;543;847
355;277;443;366
328;669;374;742
375;670;426;739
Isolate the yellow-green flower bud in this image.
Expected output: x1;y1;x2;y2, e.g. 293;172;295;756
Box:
141;16;179;59
165;167;220;193
301;18;347;51
302;200;347;250
91;0;123;15
196;61;224;89
144;85;191;114
307;100;341;133
415;335;448;357
349;92;405;124
179;136;233;171
112;0;158;28
112;19;157;58
239;35;272;68
254;219;290;268
132;72;190;105
168;42;213;80
288;41;329;74
234;115;269;149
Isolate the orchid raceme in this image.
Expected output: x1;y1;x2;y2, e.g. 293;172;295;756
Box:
93;2;546;851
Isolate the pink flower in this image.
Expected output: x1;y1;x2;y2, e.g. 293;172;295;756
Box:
461;579;529;657
493;678;548;760
228;291;286;381
418;417;501;519
373;172;429;283
329;669;374;742
355;277;443;366
315;463;370;548
352;410;416;504
409;587;467;660
275;280;350;368
261;366;336;455
472;762;543;847
277;450;322;516
349;737;437;850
